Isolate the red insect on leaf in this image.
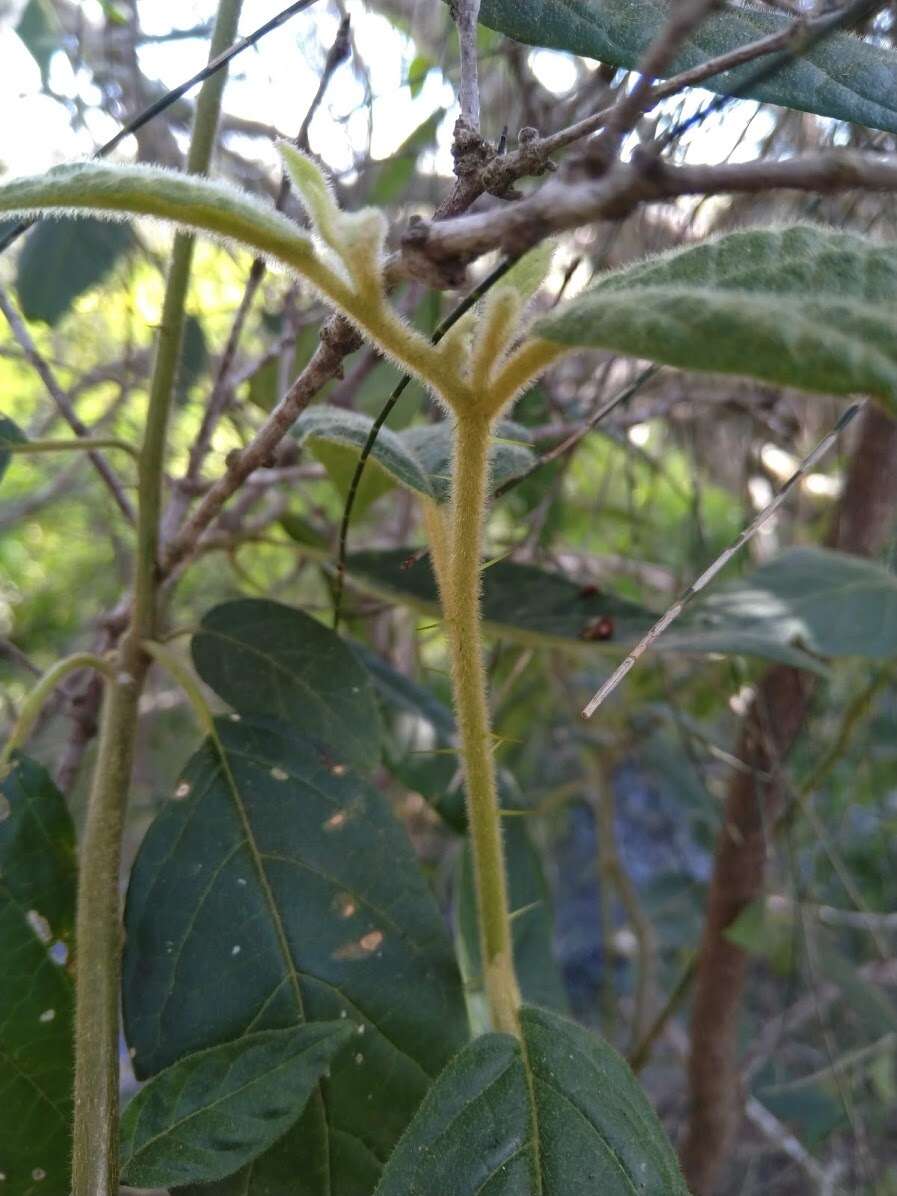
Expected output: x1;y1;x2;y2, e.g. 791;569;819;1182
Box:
580;615;614;642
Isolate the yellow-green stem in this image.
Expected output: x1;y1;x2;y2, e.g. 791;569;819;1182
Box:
70;3;243;1191
443;412;521;1037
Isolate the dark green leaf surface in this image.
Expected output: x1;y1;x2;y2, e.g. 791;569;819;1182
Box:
375;1005;688;1194
0;753;76;954
0;758;75;1196
16;217;135;326
537;226;897;411
0;415;26;489
347;549;666;648
471;0;897;134
663;547;897;661
192;599;383;771
120;1023;354;1187
346;546;889;670
122;717;468;1195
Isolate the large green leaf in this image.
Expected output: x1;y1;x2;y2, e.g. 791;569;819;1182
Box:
470;0;897;135
122;717;468;1196
347;547;889;670
16;217;135;326
537;226;897;412
191;599;383;772
292;405;433;508
120;1024;354;1188
375;1004;688;1194
0;757;75;1196
347;549;660;649
663;547;897;661
292;406;535;506
0;415;26;489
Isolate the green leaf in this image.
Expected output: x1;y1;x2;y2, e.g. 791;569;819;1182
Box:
666;547;897;662
122;717;468;1196
176;314;209;404
292;407;536;506
0;162;316;278
406;54;433;100
16;218;135;326
347;549;662;649
292;404;434;507
1;415;27;489
15;0;61;85
345;549;844;669
191;598;383;772
536;226;897;411
0;757;76;1196
457;797;569;1014
470;0;897;135
0;754;76;953
375;1005;688;1194
399;419;534;504
120;1024;354;1187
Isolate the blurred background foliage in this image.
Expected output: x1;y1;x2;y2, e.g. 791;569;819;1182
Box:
1;2;897;1191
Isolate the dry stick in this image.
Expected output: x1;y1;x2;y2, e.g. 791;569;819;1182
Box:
0;288;136;523
330;254;521;630
407;148;897;271
453;0;483;131
581;401;863;720
599;0;724;148
162;324;360;579
0;0;322;258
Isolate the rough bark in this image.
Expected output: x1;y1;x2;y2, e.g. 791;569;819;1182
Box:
681;403;897;1195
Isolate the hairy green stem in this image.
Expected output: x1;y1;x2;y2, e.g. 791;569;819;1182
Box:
443;412;521;1037
70;4;243;1192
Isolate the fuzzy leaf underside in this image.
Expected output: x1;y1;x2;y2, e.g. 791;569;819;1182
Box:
120;1024;354;1187
375;1005;688;1195
292;405;535;505
191;598;383;772
122;717;467;1196
471;0;897;134
537;226;897;411
0;758;76;1196
0;162;314;273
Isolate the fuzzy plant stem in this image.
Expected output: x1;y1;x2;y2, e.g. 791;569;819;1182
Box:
70;3;243;1192
444;411;521;1037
